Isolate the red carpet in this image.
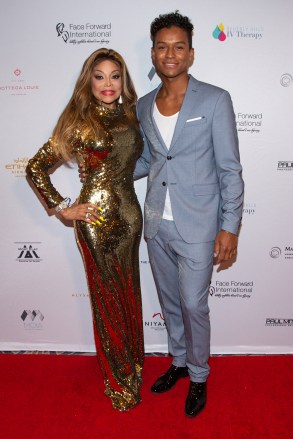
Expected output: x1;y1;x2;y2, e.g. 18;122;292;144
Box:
1;354;292;438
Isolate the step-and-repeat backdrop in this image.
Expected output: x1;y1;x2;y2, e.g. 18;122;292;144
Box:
1;0;292;353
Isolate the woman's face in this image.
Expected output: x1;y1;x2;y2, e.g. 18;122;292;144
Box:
91;60;122;109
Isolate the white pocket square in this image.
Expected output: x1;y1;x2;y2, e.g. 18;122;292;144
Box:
186;116;204;122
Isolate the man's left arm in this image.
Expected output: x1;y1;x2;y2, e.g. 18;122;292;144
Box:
212;90;244;263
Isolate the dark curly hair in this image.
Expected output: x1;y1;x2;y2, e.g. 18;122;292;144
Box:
150;10;194;48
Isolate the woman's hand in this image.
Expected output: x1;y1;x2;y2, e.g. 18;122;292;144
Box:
58;199;104;225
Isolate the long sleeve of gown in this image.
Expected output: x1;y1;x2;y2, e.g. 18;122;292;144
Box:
26;139;65;209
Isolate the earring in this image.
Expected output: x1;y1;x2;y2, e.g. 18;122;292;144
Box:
118;95;123;104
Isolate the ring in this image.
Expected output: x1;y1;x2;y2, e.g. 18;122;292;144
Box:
85;212;90;219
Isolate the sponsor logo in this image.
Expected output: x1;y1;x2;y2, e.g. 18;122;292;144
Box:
270;247;281;258
277;161;293;171
237;113;262;134
0;68;40;96
213;23;264;42
56;22;111;45
140;260;150;265
212;23;226;41
270;246;293;260
243;202;256;216
15;243;43;262
144;312;166;330
148;66;161;90
5;157;29;177
265;318;293;327
72;292;89;298
280;73;292;87
210;280;254;299
209;285;215;296
21;310;44;330
284;246;293;259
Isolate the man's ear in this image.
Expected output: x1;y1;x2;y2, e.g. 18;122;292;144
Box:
189;48;195;67
151;47;155;65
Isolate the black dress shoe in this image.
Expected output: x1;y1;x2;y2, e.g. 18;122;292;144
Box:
185;381;207;418
151;365;189;393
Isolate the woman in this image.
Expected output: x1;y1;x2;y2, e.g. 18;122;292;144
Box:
26;48;144;411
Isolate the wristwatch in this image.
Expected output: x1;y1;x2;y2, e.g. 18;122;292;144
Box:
55;197;71;213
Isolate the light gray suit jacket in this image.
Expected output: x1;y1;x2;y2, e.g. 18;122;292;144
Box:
134;75;244;244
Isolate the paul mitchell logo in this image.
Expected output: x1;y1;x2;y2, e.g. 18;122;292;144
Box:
277;161;293;171
265;318;293;327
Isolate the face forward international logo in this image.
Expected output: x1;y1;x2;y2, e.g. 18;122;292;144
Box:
212;23;226;41
15;242;43;262
21;310;44;330
209;284;215;296
56;21;111;45
56;23;69;42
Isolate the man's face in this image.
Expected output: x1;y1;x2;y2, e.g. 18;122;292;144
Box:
151;26;194;79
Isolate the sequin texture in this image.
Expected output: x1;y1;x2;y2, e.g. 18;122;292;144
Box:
26;103;144;411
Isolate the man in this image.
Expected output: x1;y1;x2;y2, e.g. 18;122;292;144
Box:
133;11;244;418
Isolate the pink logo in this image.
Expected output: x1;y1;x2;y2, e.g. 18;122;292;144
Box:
14;68;21;76
152;312;164;321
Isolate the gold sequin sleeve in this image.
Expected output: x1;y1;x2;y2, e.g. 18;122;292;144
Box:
26;139;65;209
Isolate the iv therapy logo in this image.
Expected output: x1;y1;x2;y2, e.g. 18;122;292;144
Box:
212;23;226;41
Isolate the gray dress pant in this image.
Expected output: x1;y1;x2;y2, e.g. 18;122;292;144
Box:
147;219;214;382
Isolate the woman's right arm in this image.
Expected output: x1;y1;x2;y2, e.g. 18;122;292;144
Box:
26;139;65;209
26;139;102;224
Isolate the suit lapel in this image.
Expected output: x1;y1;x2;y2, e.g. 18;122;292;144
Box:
169;76;200;151
148;84;169;152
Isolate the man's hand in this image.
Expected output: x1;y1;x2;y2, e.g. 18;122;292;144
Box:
78;161;87;183
213;230;238;265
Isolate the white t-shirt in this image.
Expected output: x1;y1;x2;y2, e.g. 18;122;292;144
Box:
153;103;179;220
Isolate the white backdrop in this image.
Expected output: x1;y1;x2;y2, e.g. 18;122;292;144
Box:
1;0;292;354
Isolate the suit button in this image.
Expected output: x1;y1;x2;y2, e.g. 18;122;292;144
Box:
162;182;166;186
167;156;172;160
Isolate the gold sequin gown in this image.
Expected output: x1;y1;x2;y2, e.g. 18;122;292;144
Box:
26;104;144;411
